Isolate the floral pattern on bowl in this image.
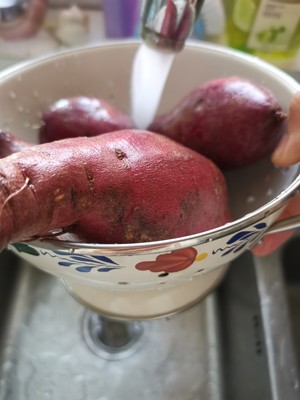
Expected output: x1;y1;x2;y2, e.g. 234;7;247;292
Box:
11;243;124;273
212;222;267;256
9;220;268;281
135;247;208;274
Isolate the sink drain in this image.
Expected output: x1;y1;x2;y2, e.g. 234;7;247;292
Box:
82;310;145;360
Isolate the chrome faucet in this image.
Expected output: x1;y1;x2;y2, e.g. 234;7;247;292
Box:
141;0;204;51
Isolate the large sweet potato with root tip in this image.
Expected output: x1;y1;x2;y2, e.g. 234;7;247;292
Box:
39;96;134;143
0;130;231;250
149;76;287;169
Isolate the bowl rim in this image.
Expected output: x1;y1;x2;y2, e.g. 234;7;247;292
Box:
2;40;300;254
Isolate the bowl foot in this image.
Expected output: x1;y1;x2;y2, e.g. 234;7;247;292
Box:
82;311;144;360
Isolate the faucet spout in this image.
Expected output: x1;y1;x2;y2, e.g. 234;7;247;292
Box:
141;0;204;52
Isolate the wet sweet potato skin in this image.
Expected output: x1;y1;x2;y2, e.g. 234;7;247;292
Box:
39;96;134;143
0;130;231;249
0;130;30;158
149;77;286;169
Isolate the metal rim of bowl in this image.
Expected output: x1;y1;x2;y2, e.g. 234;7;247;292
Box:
1;40;300;255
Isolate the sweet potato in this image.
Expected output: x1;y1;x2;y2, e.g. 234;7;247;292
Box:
39;96;134;143
0;130;30;158
149;76;287;169
0;130;231;250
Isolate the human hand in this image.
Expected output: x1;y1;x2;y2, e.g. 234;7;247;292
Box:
252;91;300;256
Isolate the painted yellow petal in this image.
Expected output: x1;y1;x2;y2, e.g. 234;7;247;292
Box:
196;252;208;262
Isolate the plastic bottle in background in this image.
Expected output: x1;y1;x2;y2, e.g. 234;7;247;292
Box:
224;0;300;69
201;0;226;38
102;0;141;39
192;0;226;42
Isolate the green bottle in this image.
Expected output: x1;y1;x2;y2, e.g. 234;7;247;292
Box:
224;0;300;68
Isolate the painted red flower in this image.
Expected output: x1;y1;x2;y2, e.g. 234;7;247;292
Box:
135;247;197;273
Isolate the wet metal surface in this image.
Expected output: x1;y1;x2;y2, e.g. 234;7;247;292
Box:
0;248;299;399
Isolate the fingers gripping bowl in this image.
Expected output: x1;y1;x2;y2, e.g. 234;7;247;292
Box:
0;42;299;318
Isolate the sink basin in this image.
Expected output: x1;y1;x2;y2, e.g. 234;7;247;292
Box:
0;246;299;399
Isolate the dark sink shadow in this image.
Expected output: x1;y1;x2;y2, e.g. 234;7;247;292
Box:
0;250;22;347
280;235;300;364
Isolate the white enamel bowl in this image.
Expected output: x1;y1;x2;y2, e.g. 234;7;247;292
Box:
0;41;299;319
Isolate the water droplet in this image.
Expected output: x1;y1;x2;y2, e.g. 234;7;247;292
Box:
54;61;65;69
266;188;274;196
9;91;16;99
281;167;291;175
246;195;256;203
73;374;85;383
31;123;41;130
107;80;114;89
17;104;24;112
23;121;30;128
2;360;13;372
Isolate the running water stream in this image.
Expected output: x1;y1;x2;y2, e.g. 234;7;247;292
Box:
130;43;175;129
130;0;198;129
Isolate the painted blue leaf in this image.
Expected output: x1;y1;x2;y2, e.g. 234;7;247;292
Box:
233;242;248;253
69;255;96;263
58;262;73;267
97;267;118;272
221;247;235;256
254;223;267;230
76;266;94;272
54;250;72;256
227;231;256;244
92;255;119;265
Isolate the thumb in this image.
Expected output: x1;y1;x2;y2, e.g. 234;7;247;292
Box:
272;91;300;167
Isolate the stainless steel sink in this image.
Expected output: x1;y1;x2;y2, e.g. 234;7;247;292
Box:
0;245;299;400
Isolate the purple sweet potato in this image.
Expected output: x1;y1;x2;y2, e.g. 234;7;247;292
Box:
0;130;231;250
149;76;287;169
0;130;30;158
39;96;134;143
